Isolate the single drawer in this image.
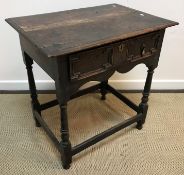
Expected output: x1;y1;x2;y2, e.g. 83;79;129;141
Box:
115;31;164;63
69;46;113;81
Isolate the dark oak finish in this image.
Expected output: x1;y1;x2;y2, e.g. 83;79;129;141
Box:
23;53;41;127
6;4;178;169
6;4;178;58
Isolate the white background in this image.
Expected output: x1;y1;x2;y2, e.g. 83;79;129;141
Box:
0;0;183;90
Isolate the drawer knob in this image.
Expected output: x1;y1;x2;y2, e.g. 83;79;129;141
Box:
141;44;146;56
119;43;125;53
141;48;146;56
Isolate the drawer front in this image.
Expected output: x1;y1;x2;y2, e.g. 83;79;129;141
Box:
69;30;164;82
69;46;113;81
115;31;164;63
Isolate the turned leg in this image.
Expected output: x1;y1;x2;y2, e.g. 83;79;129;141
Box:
55;81;72;169
59;103;72;169
100;80;108;100
136;66;155;130
24;52;41;127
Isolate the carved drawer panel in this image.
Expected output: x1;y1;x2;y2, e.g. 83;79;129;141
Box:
116;31;163;63
69;46;113;81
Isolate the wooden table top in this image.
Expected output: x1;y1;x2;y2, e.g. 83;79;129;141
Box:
6;4;178;58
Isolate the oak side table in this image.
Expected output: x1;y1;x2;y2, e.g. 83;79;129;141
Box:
6;4;178;169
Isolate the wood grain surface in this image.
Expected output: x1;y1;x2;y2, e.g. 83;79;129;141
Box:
6;4;178;58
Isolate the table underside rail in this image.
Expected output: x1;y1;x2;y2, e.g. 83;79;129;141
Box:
33;110;62;153
72;113;142;155
33;105;142;156
35;82;143;157
106;84;140;112
40;83;101;111
40;83;139;113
